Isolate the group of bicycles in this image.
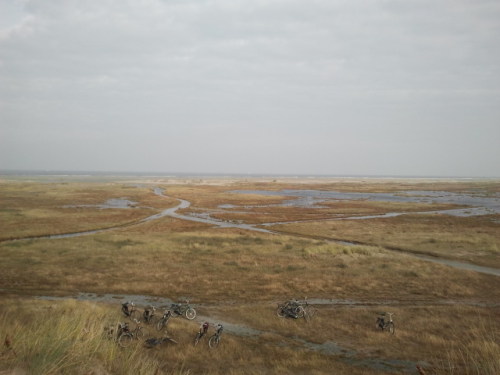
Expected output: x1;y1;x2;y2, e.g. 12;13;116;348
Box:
106;300;225;349
107;298;394;349
194;321;224;348
276;298;317;322
121;300;197;325
277;298;395;334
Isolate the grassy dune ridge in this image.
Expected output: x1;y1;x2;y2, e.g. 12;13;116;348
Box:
1;299;498;374
0;298;382;375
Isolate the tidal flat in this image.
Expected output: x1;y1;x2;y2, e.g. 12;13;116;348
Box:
1;175;499;374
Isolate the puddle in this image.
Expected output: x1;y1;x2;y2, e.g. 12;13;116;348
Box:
64;198;138;209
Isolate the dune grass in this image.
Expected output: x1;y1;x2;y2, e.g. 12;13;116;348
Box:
1;299;498;375
203;302;500;371
0;298;388;375
0;299;165;375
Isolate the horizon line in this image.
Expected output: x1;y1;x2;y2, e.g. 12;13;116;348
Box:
1;169;499;179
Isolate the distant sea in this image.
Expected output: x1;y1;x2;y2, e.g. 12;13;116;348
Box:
0;170;496;179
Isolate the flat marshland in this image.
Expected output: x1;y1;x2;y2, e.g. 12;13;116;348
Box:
0;176;499;374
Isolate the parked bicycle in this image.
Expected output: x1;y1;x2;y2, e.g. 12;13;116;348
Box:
300;298;317;322
194;322;210;346
277;298;315;321
170;300;196;320
376;312;395;334
277;299;301;319
156;309;172;331
117;319;148;347
144;336;178;348
208;323;223;348
121;301;139;321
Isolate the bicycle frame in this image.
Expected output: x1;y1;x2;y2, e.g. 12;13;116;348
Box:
376;313;395;334
171;302;189;315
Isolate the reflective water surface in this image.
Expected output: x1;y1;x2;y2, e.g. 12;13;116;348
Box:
4;187;499;276
230;189;500;217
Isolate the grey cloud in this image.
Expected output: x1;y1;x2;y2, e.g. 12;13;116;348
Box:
0;0;499;176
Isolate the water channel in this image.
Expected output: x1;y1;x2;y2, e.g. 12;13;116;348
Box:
4;186;499;373
230;189;500;217
150;189;500;276
3;187;499;277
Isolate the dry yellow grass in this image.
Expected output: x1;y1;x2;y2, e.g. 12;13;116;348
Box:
1;177;499;374
204;302;500;370
0;181;178;241
1;298;498;375
1;228;498;302
271;213;500;267
0;298;389;375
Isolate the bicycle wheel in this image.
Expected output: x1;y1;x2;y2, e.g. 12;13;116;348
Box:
295;306;305;318
208;335;220;348
276;306;286;318
156;318;166;331
118;333;133;348
388;322;395;335
185;308;196;320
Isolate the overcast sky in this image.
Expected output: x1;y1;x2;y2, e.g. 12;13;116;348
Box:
1;0;499;177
